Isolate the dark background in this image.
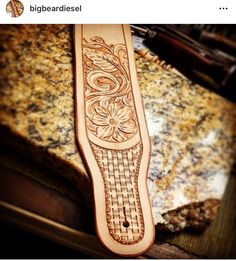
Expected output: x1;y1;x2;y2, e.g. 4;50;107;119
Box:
0;221;91;259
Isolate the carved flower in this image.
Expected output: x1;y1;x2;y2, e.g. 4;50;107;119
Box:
90;103;137;142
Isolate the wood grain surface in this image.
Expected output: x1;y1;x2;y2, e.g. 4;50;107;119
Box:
0;24;235;258
0;145;235;258
0;25;235;233
157;172;236;258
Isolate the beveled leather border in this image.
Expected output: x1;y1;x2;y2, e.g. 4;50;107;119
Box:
74;24;155;256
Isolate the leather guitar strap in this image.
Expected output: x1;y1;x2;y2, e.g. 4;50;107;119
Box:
74;24;155;256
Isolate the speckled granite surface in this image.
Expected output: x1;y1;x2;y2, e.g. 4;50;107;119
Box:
136;57;236;230
0;25;235;231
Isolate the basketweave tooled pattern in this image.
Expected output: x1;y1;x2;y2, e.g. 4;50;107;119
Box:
91;142;144;244
82;35;145;244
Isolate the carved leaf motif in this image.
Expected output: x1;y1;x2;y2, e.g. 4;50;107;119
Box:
84;48;120;73
90;36;105;44
83;37;138;143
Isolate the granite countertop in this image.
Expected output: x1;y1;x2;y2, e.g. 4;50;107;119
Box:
0;25;235;231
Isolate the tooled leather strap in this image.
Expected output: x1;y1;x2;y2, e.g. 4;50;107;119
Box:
74;24;154;256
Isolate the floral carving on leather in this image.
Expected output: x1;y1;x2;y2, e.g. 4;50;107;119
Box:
90;103;136;142
83;37;138;143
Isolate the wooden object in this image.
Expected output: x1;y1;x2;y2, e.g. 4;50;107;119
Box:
0;145;235;258
0;145;195;258
74;25;154;256
1;25;235;234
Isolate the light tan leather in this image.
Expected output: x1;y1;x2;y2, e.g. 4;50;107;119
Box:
74;24;155;256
